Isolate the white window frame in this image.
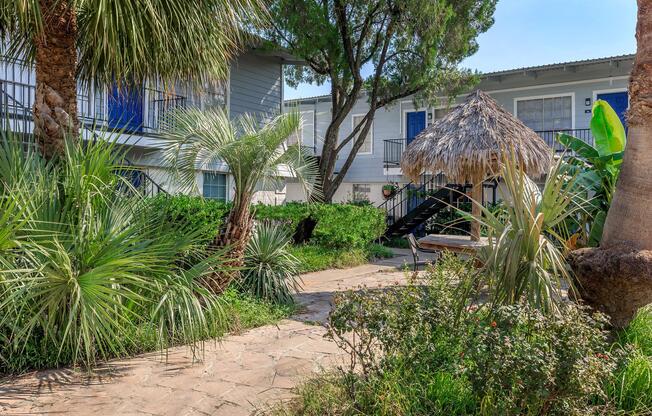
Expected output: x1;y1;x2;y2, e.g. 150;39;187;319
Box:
513;92;575;131
351;113;373;155
592;88;629;107
432;103;458;122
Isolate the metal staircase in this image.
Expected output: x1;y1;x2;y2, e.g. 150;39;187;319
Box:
379;174;497;238
0;78;168;197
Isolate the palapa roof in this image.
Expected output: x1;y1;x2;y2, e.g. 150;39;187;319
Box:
401;90;552;183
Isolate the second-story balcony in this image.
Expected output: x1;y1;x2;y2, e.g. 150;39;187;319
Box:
383;128;594;168
0;57;226;141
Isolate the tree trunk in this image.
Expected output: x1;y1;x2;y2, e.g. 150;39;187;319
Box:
569;0;652;328
207;200;254;293
33;0;79;160
320;125;341;203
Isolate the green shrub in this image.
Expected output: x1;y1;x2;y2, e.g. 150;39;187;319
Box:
256;202;386;248
254;202;311;231
311;203;386;249
147;194;230;244
466;304;614;415
282;256;616;415
0;135;229;373
242;222;302;304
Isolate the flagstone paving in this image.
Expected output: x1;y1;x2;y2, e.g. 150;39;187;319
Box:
0;251;427;416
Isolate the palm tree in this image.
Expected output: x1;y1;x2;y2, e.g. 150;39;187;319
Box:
0;0;265;159
569;0;652;327
161;109;320;292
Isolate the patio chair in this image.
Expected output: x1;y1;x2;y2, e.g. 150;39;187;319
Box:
407;233;439;271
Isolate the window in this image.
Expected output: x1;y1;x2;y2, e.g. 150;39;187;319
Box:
516;95;572;131
352;115;373;154
203;172;228;201
352;184;371;202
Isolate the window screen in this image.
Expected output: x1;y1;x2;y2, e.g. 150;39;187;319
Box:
516;96;572;131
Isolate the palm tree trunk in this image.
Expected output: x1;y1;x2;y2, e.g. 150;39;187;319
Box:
208;198;254;293
568;0;652;328
602;1;652;250
33;0;79;160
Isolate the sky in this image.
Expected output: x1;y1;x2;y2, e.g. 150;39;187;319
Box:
284;0;638;100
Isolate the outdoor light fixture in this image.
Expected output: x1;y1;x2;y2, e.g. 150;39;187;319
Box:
585;98;591;106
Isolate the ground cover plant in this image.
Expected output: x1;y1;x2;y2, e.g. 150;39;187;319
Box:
288;243;392;274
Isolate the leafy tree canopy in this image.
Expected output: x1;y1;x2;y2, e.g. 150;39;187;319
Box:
265;0;497;200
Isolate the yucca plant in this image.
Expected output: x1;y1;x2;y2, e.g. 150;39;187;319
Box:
466;154;589;314
241;221;302;304
0;131;228;371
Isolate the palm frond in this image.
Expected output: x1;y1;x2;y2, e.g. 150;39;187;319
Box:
2;0;267;88
160;108;320;202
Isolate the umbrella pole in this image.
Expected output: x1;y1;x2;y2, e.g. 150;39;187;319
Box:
470;178;483;242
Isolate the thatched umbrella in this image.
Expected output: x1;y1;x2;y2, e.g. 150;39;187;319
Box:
401;90;551;241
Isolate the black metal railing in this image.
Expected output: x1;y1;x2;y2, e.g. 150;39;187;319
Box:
145;87;188;132
378;173;498;231
383;138;406;168
535;128;593;152
0;58;201;136
383;128;594;167
378;174;447;228
0;79;168;197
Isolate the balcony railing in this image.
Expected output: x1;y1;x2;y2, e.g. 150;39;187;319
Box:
536;128;593;151
382;128;594;168
0;57;227;137
383;138;406;168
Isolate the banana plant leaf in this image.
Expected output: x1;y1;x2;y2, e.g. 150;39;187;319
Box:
591;100;626;156
588;210;607;247
557;133;599;159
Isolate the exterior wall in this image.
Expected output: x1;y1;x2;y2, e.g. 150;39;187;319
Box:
229;53;283;120
0;49;286;203
285;56;633;203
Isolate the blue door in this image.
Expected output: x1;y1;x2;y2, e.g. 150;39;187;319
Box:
597;91;628;127
406;111;426;144
108;83;144;132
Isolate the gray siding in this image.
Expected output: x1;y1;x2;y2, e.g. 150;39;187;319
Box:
229;52;282;119
289;56;632;188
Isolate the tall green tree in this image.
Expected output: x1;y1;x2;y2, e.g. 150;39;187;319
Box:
267;0;496;201
0;0;265;159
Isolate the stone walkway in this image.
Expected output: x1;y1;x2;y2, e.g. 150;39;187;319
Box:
0;251;429;416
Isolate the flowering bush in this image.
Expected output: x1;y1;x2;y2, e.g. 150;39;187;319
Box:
466;304;615;415
323;255;616;415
